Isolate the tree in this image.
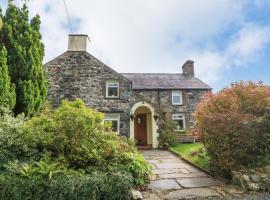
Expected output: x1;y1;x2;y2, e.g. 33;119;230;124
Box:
0;2;47;115
0;46;16;111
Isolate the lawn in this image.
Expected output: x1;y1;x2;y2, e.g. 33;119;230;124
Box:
170;143;211;171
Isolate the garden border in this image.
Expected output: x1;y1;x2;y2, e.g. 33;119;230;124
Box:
169;148;229;183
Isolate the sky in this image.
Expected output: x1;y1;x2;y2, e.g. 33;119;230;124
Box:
1;0;270;91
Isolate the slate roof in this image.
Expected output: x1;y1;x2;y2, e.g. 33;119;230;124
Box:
121;73;211;90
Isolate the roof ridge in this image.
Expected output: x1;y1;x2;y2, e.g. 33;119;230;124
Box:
120;73;183;75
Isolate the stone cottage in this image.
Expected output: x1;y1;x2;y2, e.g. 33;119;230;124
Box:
44;34;211;148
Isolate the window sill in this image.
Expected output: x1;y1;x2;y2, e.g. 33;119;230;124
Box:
105;96;119;99
174;130;185;133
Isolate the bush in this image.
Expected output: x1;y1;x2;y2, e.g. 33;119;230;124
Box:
0;99;151;198
0;113;38;170
0;171;132;200
195;82;270;176
158;117;179;147
22;99;151;185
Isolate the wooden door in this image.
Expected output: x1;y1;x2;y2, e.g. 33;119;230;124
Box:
135;114;147;145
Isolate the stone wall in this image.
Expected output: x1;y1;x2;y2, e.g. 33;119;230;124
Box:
232;166;270;192
44;51;143;137
135;89;208;129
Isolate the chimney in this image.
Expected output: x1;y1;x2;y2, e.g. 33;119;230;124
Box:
182;60;194;77
67;34;88;51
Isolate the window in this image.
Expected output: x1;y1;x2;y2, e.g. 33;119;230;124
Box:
172;113;185;131
106;81;119;98
104;113;120;133
172;91;183;105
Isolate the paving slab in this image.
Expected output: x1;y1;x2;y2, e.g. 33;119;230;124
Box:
152;168;181;175
179;168;190;174
141;150;226;199
159;159;185;163
147;159;160;164
164;188;220;200
185;167;202;173
142;192;163;200
177;177;223;188
148;179;181;192
159;172;210;179
155;162;192;169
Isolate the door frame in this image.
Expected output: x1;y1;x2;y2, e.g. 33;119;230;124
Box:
129;102;159;148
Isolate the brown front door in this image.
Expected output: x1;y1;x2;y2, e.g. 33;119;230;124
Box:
135;114;147;145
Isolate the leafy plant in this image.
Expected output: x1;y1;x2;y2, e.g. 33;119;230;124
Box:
158;117;179;147
23;99;151;185
195;81;270;176
0;98;150;200
0;113;38;170
0;171;133;200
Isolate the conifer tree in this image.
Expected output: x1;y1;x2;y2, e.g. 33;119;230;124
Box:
0;46;16;111
1;2;47;115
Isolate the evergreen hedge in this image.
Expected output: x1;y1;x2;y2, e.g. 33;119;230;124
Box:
0;171;132;200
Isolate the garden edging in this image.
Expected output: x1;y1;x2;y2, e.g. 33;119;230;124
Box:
169;148;228;183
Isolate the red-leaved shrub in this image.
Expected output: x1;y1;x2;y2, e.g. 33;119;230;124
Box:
195;82;270;176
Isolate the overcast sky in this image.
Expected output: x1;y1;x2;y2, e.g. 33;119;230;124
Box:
1;0;270;91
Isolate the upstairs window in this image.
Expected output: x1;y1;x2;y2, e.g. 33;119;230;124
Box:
106;81;119;98
172;113;185;131
172;91;183;105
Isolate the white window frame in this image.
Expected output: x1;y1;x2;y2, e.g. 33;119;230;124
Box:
106;81;119;98
172;113;185;131
104;114;120;133
172;90;183;105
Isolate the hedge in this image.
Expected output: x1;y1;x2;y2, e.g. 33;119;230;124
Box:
0;171;132;200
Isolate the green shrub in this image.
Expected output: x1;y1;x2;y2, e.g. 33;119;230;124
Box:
195;82;270;176
158;117;178;147
0;171;132;200
22;99;151;185
0;113;38;170
0;98;150;200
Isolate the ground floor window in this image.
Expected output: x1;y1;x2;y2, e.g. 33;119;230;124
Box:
104;113;120;133
172;113;185;131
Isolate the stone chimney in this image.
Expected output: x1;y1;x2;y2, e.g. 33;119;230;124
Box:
67;34;88;51
182;60;194;77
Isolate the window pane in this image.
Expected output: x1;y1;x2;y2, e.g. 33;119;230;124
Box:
174;119;184;130
105;120;118;132
172;91;182;105
111;121;118;132
108;87;118;97
173;96;180;104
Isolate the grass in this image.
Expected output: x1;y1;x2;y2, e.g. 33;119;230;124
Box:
170;143;211;171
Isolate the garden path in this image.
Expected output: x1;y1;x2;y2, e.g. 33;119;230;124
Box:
141;150;232;200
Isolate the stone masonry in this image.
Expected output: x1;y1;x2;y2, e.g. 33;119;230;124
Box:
44;51;143;137
135;89;207;129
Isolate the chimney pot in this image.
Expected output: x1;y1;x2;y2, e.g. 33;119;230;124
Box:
68;34;88;51
182;60;194;77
